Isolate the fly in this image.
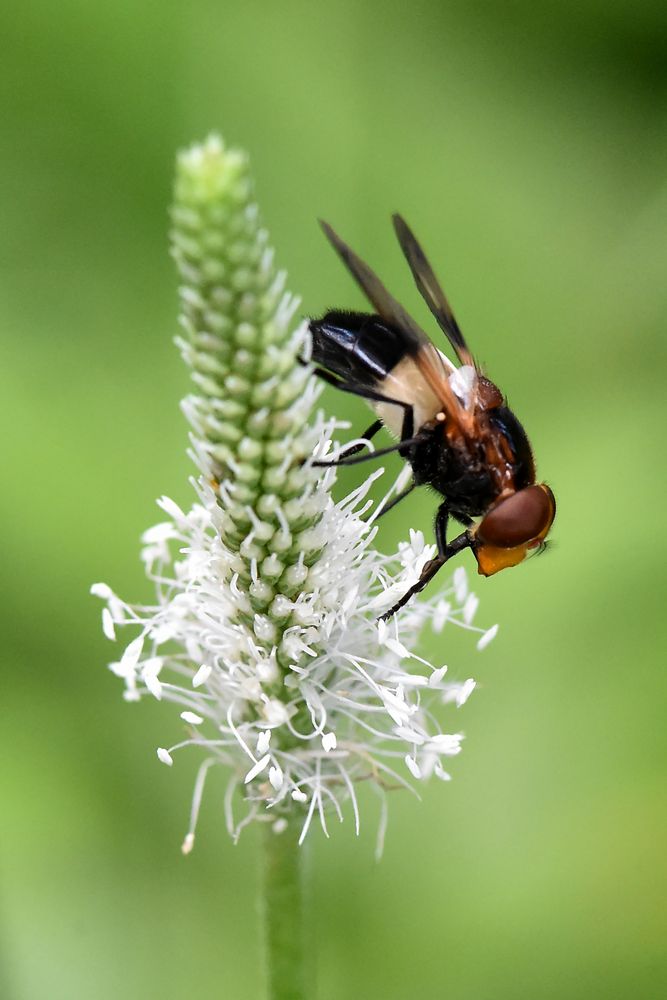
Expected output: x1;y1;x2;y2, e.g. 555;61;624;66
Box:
308;215;556;620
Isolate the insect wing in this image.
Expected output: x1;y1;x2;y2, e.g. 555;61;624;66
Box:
392;214;476;371
320;221;427;352
320;220;470;430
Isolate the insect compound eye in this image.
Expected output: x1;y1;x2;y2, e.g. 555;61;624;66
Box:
477;485;556;549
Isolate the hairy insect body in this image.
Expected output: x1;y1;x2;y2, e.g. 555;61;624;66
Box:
311;310;446;436
311;310;533;521
375;359;442;440
309;311;404;382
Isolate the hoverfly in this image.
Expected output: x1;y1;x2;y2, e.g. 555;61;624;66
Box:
308;215;556;620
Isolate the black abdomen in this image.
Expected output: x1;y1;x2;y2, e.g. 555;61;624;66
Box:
309;310;406;385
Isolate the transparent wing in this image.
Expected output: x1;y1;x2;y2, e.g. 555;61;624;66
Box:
392;214;476;370
320;220;430;352
320;220;463;417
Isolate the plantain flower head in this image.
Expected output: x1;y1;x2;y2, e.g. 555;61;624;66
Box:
92;135;497;852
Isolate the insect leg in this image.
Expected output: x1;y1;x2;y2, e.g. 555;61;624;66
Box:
379;530;473;621
309;366;412;415
333;419;383;461
434;502;449;556
312;435;427;468
394;394;415;443
308;366;419;467
374;480;416;519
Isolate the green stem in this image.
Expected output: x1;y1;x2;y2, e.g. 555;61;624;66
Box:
260;820;313;1000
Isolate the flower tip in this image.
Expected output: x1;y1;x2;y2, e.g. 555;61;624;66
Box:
181;832;195;855
179;133;224;167
157;748;174;766
203;132;223;153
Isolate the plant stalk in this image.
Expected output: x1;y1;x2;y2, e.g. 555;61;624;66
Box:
260;820;313;1000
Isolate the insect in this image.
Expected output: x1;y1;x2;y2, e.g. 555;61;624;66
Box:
308;215;556;620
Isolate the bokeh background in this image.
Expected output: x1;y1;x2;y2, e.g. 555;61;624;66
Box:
2;1;666;997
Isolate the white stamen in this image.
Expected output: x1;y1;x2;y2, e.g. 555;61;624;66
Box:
462;593;479;625
269;765;284;790
256;729;271;754
157;495;186;521
142;658;163;700
405;755;422;779
119;634;144;676
453;566;468;603
321;732;337;752
456;678;476;707
244;754;270;784
193;664;212;687
181;711;204;725
477;624;499;650
102;608;116;640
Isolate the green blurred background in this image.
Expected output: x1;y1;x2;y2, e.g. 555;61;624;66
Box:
2;1;666;997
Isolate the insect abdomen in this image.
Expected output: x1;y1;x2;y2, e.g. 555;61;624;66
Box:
309;310;407;385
